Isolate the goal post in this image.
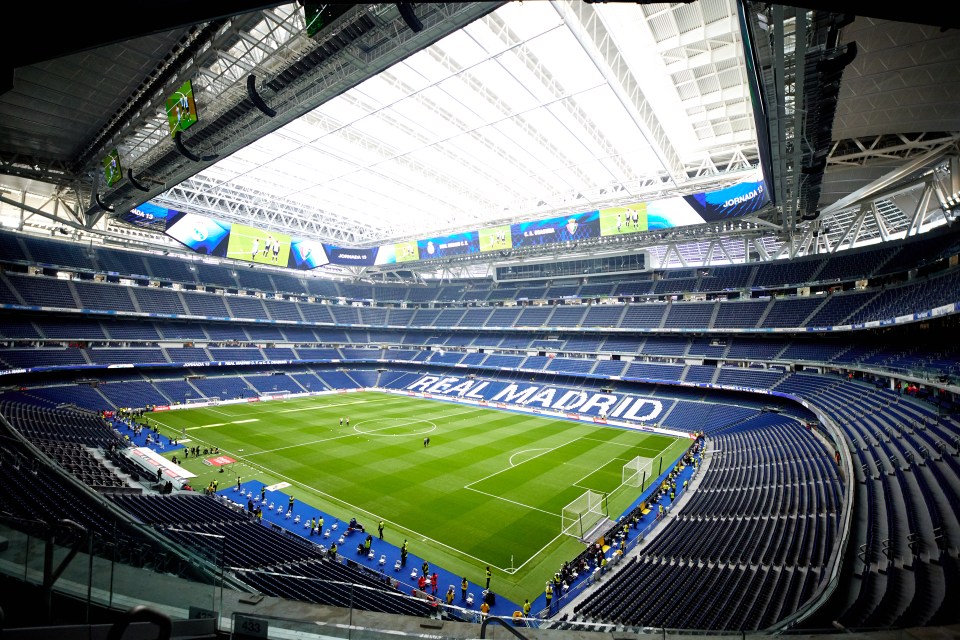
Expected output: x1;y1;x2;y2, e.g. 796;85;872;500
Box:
622;455;654;489
561;490;608;540
187;396;219;406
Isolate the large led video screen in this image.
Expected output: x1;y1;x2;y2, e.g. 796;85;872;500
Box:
323;244;382;267
393;241;419;263
511;211;601;249
479;225;513;252
599;204;647;236
165;79;199;137
103;149;122;187
153;170;769;270
288;238;328;270
120;202;174;232
303;3;353;37
647;198;712;229
164;211;231;255
683;173;768;221
226;223;292;266
416;231;480;260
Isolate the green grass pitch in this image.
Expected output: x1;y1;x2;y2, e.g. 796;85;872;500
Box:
148;391;689;600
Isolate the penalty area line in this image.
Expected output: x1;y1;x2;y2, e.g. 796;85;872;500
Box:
569;453;642;488
278;398;375;413
508;448;550;467
186;418;258;430
231;455;515;573
246;420;434;457
464;436;583;489
463;485;559;518
505;531;568;574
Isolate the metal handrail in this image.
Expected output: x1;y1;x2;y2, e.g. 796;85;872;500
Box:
480;614;531;640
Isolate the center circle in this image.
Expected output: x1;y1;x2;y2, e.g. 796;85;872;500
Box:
352;418;437;437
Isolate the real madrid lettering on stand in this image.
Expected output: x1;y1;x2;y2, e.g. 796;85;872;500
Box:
403;375;664;423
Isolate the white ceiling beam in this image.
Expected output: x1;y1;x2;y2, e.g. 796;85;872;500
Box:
551;0;688;184
870;202;890;243
820;137;960;216
480;11;640;184
662;39;740;73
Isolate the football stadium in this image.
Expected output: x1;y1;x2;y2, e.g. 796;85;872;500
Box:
0;2;958;639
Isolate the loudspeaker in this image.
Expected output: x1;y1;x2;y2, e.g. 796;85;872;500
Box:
246;74;277;118
397;2;423;33
817;41;857;74
801;158;827;175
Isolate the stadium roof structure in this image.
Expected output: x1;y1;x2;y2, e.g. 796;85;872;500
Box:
1;1;959;278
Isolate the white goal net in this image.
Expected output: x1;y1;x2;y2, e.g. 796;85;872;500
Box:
187;396;218;406
622;455;655;489
261;390;292;401
561;490;608;540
